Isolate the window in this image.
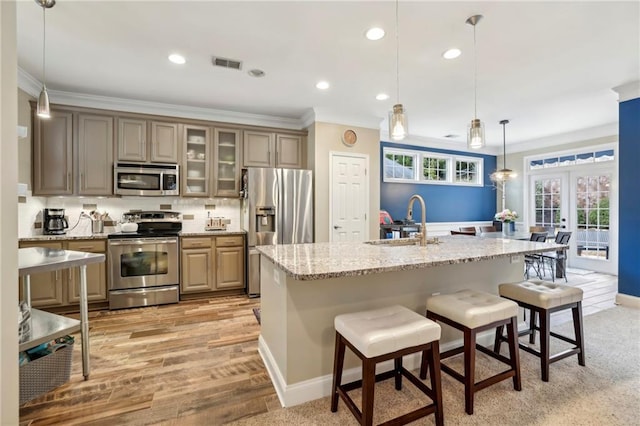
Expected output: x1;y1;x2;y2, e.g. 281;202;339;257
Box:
383;147;483;186
529;149;614;170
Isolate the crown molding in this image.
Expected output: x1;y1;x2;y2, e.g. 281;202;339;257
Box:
612;81;640;102
507;122;618;154
17;67;42;98
311;107;382;130
17;68;303;130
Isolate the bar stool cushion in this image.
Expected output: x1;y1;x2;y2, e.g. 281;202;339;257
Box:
426;289;518;329
499;280;583;309
334;305;441;358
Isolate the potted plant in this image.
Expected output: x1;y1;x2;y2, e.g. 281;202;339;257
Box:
494;209;518;235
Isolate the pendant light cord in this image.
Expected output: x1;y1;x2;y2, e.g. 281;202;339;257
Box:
395;0;400;104
502;122;507;170
473;22;477;119
42;5;46;88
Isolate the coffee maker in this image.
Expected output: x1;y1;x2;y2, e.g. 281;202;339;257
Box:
43;208;69;235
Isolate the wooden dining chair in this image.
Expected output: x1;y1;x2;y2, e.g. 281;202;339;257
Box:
480;226;496;233
459;227;477;235
529;226;547;233
451;230;476;236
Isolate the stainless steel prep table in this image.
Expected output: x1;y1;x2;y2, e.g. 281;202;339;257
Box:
19;247;106;380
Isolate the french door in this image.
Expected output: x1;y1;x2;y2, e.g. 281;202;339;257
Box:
529;166;616;274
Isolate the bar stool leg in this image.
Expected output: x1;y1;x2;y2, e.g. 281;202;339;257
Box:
493;324;505;353
428;341;445;426
331;332;345;412
540;309;551;382
529;309;537;344
362;358;376;426
464;328;476;415
573;302;586;366
419;350;429;379
506;316;522;391
394;357;403;390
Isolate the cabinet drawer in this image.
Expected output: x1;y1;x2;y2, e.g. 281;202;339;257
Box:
67;240;106;253
215;235;243;247
181;237;212;249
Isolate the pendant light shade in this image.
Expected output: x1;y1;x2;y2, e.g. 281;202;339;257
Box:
35;0;55;119
466;14;484;149
390;104;408;141
491;119;518;182
389;0;408;141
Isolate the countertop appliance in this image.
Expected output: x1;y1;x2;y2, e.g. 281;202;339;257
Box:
43;208;69;235
114;162;179;196
107;211;182;309
241;168;313;296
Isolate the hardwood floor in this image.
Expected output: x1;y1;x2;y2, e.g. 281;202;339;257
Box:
19;270;618;425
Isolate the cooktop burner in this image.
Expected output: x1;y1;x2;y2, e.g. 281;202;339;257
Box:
108;210;182;239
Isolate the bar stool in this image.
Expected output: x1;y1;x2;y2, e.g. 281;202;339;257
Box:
331;305;444;426
496;280;585;382
420;289;521;415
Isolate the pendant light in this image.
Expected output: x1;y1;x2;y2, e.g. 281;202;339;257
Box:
35;0;56;119
491;119;518;182
389;0;407;140
466;15;484;149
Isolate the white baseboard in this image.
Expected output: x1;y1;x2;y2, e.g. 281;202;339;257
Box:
615;293;640;309
258;331;498;408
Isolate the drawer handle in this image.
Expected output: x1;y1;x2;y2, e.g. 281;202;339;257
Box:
75;246;94;250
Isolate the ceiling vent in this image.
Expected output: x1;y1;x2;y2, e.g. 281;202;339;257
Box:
212;56;242;70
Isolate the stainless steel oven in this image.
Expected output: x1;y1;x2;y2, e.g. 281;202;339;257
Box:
107;211;181;309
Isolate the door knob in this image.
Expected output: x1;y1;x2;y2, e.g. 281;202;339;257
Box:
333;225;342;229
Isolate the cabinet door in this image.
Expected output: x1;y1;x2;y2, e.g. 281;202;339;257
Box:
181;248;215;293
215;246;245;290
117;118;147;162
18;241;65;307
242;130;274;167
67;240;107;303
183;125;210;197
77;114;114;195
151;121;179;163
276;134;304;169
213;128;241;197
33;110;73;195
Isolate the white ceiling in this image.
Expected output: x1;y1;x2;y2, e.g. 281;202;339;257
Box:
15;1;640;151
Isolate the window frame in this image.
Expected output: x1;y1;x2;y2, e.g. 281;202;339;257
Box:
382;147;484;187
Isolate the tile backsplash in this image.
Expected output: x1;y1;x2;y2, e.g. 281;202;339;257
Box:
19;194;242;238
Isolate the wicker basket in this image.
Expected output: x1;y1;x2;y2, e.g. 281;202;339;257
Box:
19;343;73;405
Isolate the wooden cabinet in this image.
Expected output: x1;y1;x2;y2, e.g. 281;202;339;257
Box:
117;117;179;163
180;238;214;293
214;235;244;290
242;130;304;169
182;125;211;197
32;110;74;195
18;239;107;309
213;128;241;197
77;114;114;195
32;108;114;196
180;235;245;295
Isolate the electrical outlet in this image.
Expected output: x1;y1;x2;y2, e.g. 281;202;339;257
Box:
510;255;522;264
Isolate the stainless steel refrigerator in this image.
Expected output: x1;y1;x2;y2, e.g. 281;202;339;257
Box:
241;168;314;296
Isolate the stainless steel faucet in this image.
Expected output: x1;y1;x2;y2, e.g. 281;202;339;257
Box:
406;194;427;246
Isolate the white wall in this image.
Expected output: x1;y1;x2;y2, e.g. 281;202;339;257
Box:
1;1;20;423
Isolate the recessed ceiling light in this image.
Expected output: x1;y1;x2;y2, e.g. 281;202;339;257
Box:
248;69;266;78
168;53;186;64
442;48;462;59
365;27;385;41
316;81;330;90
376;93;390;101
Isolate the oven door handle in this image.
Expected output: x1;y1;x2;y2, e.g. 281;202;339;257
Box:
109;239;176;246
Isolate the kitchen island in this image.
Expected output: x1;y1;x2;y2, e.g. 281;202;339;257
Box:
256;235;566;407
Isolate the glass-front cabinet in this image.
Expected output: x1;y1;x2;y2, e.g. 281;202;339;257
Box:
213;128;241;197
182;125;210;197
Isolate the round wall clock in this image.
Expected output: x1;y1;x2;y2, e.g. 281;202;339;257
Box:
342;129;357;147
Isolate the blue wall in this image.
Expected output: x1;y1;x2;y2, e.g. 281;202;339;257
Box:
380;142;498;223
618;97;640;297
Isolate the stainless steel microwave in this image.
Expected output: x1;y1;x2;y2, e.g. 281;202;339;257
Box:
114;163;179;196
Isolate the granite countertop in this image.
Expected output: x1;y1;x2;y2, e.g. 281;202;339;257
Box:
256;235;568;281
19;230;246;242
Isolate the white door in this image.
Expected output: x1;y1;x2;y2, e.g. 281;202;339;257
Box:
330;153;368;242
529;168;616;274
